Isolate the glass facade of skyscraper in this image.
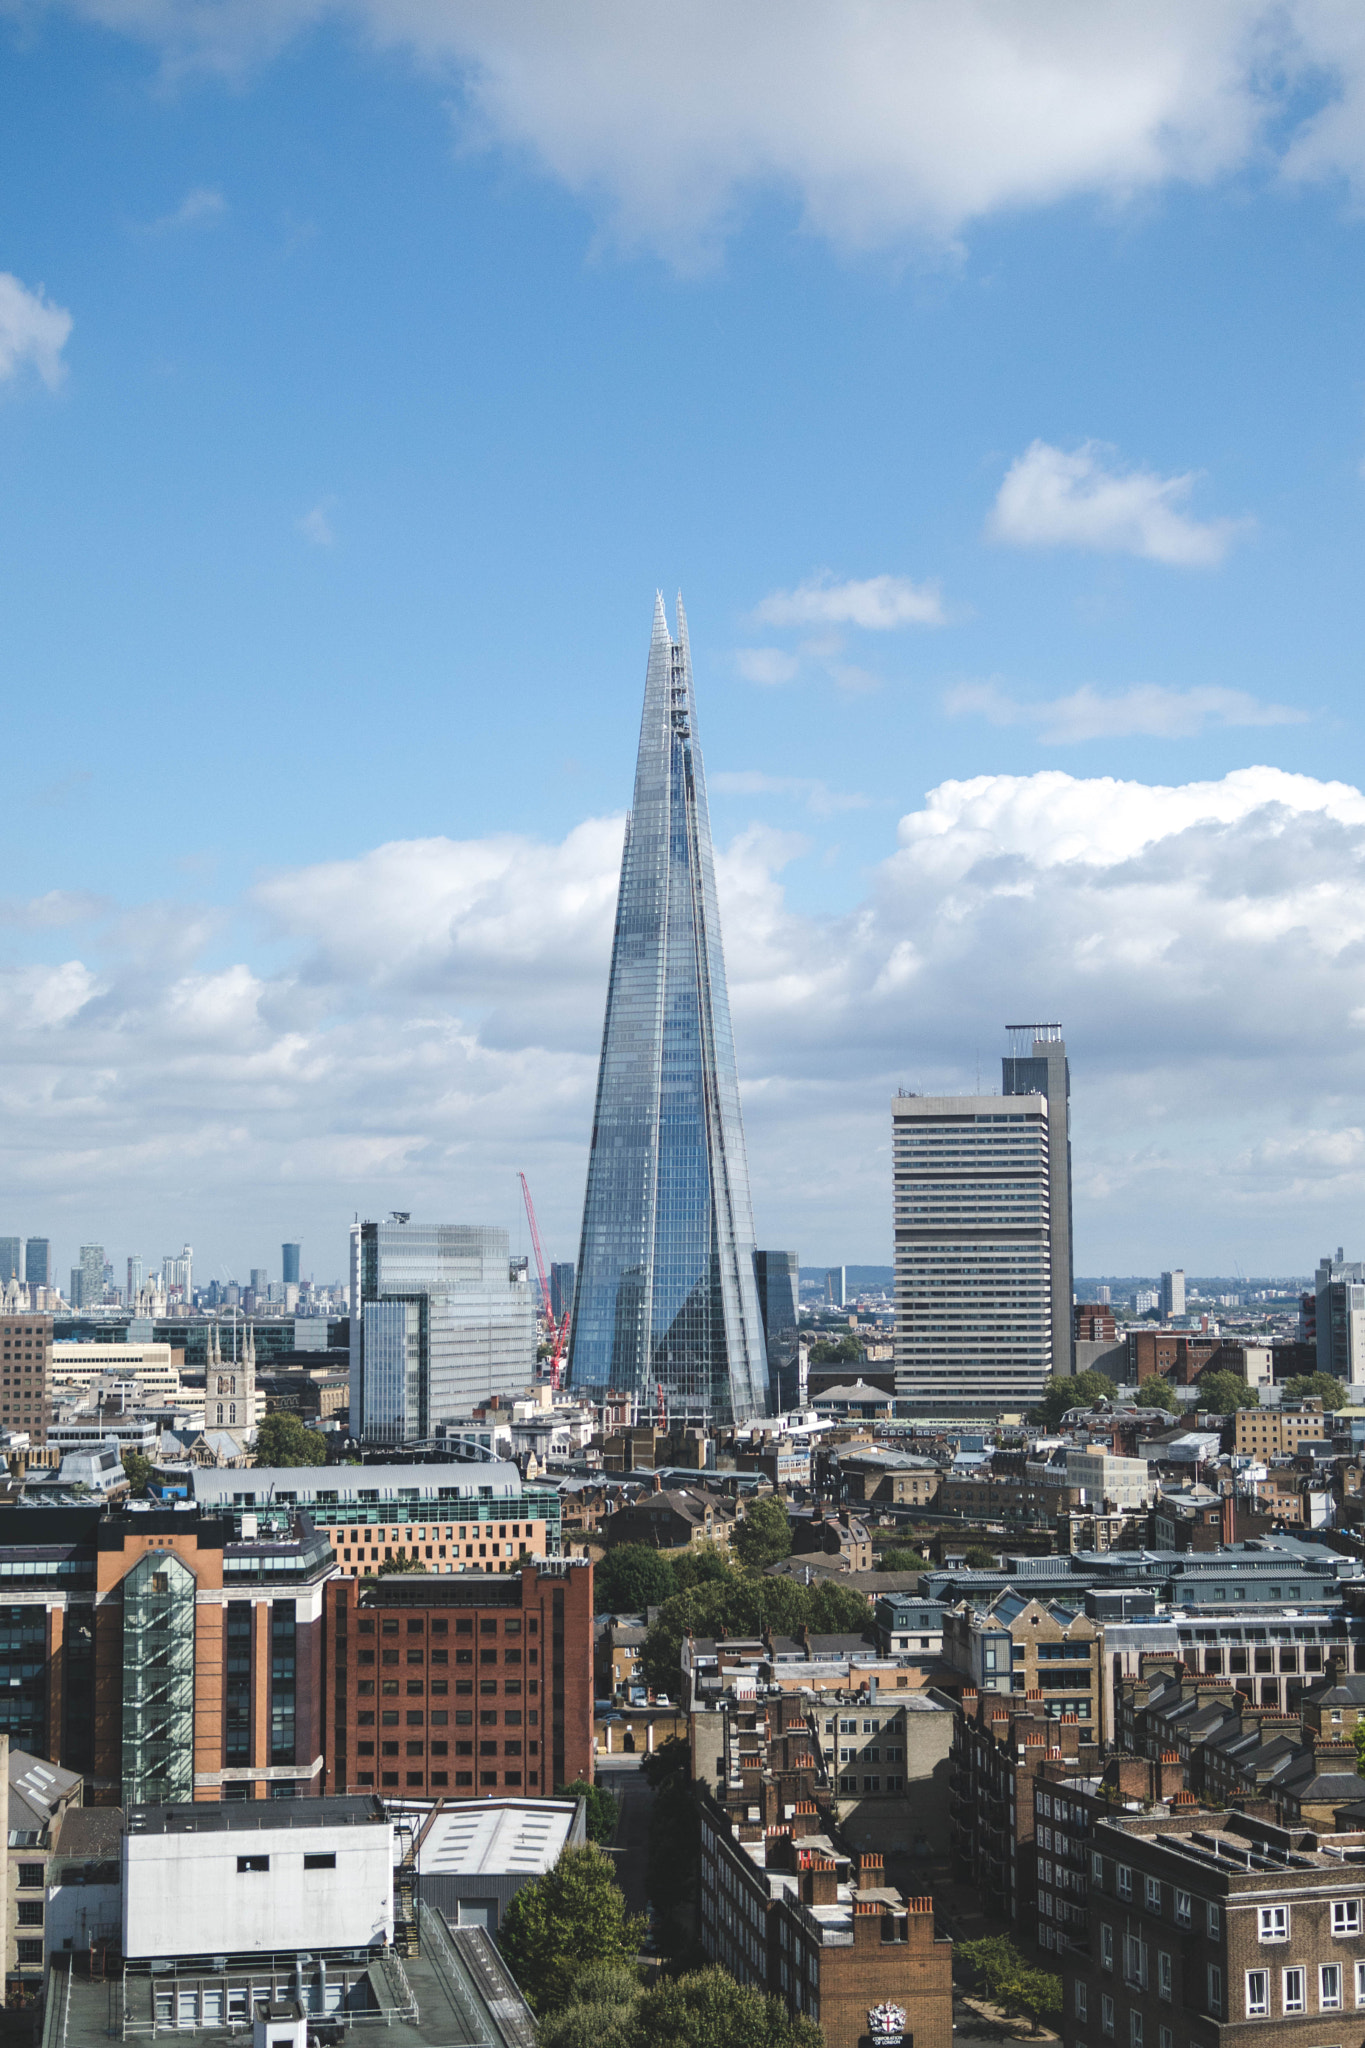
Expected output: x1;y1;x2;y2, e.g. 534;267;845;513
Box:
568;594;768;1425
351;1219;536;1442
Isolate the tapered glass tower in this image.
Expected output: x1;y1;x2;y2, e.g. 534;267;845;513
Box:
567;593;769;1424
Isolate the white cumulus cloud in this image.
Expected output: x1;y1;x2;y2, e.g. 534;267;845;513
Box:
0;273;72;389
8;766;1365;1273
734;648;799;687
945;680;1308;743
64;2;1365;260
754;572;945;630
988;439;1248;566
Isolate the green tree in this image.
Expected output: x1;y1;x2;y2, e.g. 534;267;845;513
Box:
1282;1373;1348;1412
1009;1969;1064;2033
963;1545;998;1570
1196;1370;1259;1413
498;1844;647;2015
253;1411;327;1467
671;1542;734;1592
556;1778;620;1844
958;1935;1061;2031
1138;1376;1181;1413
595;1545;679;1615
732;1495;792;1570
629;1967;822;2048
1033;1369;1114;1427
806;1580;873;1632
375;1553;428;1576
121;1449;152;1497
875;1546;923;1572
538;1968;641;2048
1354;1721;1365;1778
808;1335;862;1366
638;1574;870;1698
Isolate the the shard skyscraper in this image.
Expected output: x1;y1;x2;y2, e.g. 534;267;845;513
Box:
567;593;769;1425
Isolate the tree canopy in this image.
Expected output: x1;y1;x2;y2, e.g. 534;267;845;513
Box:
121;1449;152;1497
638;1563;869;1697
253;1411;328;1466
595;1544;679;1615
1137;1376;1181;1413
498;1845;647;2015
556;1778;620;1844
539;1965;821;2048
1033;1370;1114;1426
958;1936;1062;2033
375;1553;427;1576
731;1495;792;1570
1195;1369;1260;1413
808;1334;862;1365
1282;1372;1347;1411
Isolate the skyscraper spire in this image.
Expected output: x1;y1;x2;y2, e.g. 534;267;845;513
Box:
567;593;769;1424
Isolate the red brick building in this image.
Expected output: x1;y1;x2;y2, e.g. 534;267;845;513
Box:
325;1558;593;1800
0;1312;52;1444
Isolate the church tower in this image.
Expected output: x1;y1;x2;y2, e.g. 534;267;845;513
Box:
210;1320;256;1432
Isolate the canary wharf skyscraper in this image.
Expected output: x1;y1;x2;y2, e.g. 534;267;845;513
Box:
567;593;769;1424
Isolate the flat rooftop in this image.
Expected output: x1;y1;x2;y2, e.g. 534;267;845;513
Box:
419;1798;578;1878
128;1796;386;1835
44;1904;533;2048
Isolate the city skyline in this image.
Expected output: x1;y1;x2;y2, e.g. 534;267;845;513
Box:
5;12;1365;1271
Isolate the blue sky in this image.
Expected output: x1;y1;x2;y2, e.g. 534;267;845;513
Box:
4;2;1365;1285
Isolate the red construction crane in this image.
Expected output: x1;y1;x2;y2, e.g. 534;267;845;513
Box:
518;1172;569;1389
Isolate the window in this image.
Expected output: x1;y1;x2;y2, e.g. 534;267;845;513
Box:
16;1941;42;1966
1259;1905;1289;1943
16;1864;43;1888
1175;1891;1192;1929
1075;1985;1089;2020
1321;1965;1343;2012
16;1901;42;1926
1246;1972;1269;2017
1207;1967;1222;2017
1206;1903;1220;1939
1282;1968;1306;2015
1354;1960;1365;2007
1093;1851;1105;1882
1159;2028;1172;2048
1101;1996;1115;2037
1130;2016;1143;2048
304;1853;336;1871
237;1855;269;1873
1117;1865;1133;1901
1333;1900;1362;1936
1124;1937;1147;1989
1101;1926;1114;1970
1146;1877;1162;1912
1158;1954;1172;2001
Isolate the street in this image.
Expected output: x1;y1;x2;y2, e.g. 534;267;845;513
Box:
597;1762;655;1918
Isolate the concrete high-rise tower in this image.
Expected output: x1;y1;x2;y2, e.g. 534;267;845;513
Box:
567;594;768;1425
1002;1024;1074;1379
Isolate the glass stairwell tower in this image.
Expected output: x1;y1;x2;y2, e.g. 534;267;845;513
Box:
567;593;769;1425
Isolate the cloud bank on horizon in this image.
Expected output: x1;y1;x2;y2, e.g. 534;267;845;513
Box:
5;765;1365;1276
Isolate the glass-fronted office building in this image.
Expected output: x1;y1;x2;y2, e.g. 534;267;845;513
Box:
567;594;768;1425
349;1220;536;1442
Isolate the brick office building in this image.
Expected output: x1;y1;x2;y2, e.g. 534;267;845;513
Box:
1063;1804;1365;2048
0;1504;332;1805
325;1558;593;1799
0;1312;52;1444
